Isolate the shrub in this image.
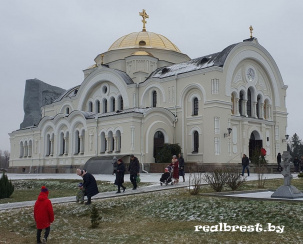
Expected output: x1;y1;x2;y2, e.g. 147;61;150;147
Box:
298;172;303;178
202;168;229;192
188;164;204;195
250;147;267;188
189;172;203;195
155;143;181;163
225;166;246;191
90;204;101;228
0;172;14;199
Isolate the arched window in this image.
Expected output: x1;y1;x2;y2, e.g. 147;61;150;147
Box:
264;99;269;119
46;134;51;156
231;93;235;115
193;131;199;153
100;132;106;153
115;130;121;152
152;90;157;107
257;95;261;118
28;140;32;157
193;97;198;116
64;132;69;155
66;107;70;114
108;131;113;152
110;97;115;112
89;101;93;112
59;132;64;155
247;89;252;117
239;91;244;116
20;141;24;158
154;131;165;160
74;130;80;154
24;141;28;157
80;130;85;154
118;96;123;110
96;100;100;113
103;99;108;113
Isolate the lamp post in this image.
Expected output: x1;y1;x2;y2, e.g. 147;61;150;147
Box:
224;128;232;138
282;134;289;143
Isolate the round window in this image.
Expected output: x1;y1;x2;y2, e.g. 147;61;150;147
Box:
139;40;146;46
102;86;108;94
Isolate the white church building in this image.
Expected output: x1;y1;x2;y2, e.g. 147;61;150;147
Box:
9;10;288;173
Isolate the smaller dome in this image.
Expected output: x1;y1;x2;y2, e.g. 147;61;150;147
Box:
131;51;154;57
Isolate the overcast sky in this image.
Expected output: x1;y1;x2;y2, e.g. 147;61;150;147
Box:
1;0;302;152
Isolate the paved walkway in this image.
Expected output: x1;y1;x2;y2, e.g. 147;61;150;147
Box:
0;173;295;211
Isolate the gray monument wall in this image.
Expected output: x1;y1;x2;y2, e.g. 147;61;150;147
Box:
20;79;66;129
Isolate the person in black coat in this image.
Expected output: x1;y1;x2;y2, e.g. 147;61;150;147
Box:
112;156;118;175
76;169;99;205
277;153;282;172
178;153;185;182
128;154;140;190
115;159;126;193
241;154;250;176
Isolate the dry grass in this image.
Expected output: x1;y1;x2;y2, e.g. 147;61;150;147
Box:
0;179;149;204
1;182;303;243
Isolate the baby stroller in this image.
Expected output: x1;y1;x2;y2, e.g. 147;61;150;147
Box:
160;166;174;186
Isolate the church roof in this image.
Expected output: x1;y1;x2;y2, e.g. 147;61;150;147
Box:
112;68;134;85
149;43;238;79
108;31;181;53
54;85;81;102
83;107;175;119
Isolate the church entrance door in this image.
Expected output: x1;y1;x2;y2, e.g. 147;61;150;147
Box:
249;131;262;159
154;131;164;163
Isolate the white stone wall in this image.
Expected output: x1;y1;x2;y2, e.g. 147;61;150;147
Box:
9;39;288;169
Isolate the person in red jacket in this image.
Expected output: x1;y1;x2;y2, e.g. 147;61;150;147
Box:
34;186;54;243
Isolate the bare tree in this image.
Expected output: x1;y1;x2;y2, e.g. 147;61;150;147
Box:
0;150;3;169
0;150;10;169
4;151;10;169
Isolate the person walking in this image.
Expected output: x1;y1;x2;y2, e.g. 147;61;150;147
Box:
178;153;185;182
76;169;99;205
112;156;118;175
129;154;140;190
115;159;126;193
241;154;250;176
277;153;282;172
34;186;54;244
170;155;179;184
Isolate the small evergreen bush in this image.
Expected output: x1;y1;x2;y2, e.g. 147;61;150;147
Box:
0;171;14;199
90;204;101;228
155;143;181;163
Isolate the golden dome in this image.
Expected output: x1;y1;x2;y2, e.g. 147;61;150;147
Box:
108;31;181;52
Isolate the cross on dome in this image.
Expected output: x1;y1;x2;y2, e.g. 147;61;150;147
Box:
139;9;149;32
249;25;253;38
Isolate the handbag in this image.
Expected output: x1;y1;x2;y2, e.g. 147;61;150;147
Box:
136;175;141;183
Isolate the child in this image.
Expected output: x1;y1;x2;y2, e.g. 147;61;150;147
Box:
76;182;85;203
160;168;171;185
34;186;54;243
